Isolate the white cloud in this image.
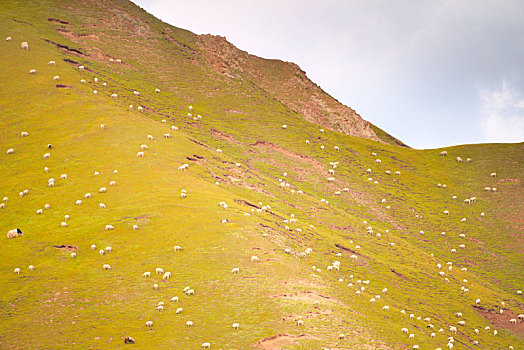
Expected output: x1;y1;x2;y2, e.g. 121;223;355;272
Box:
479;81;524;143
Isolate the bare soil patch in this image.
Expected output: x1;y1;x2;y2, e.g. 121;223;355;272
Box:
255;333;316;350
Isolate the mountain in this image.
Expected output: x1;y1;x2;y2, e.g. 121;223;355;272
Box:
0;0;522;349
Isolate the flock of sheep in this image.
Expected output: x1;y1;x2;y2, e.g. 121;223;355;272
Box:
3;37;523;349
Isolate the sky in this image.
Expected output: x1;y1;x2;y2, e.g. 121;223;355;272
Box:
132;0;524;149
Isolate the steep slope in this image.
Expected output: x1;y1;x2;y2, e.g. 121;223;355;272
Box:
0;1;523;349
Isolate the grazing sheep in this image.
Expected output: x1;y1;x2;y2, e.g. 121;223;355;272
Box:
53;75;60;81
111;93;117;99
153;284;158;290
61;222;68;227
173;245;182;252
143;271;151;278
449;326;457;333
232;323;240;329
85;193;91;199
124;337;135;344
305;140;310;144
133;224;139;231
140;144;148;150
186;321;193;327
440;151;447;156
375;159;381;164
490;172;497;177
382;305;390;311
6;36;12;41
94;171;100;176
133;91;139;96
136;151;144;158
201;343;210;349
60;174;67;180
171;296;179;302
76;200;82;205
164;133;170;138
28;265;34;271
93;90;97;95
20;41;28;50
36;209;43;215
176;307;183;314
509;318;517;324
334;146;339;151
157;305;163;311
163;272;171;280
6;148;14;154
409;334;414;340
48;60;56;66
251;256;259;263
14;268;21;274
231;267;240;274
155;88;160;93
7;228;23;239
296;319;304;326
105;225;114;230
43;153;50;159
109;181;116;186
70;252;76;258
80;79;86;84
103;264;111;270
145;321;153;327
517;290;522;295
155;267;164;275
99;187;107;193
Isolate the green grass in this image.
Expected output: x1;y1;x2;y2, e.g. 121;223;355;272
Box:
1;1;523;349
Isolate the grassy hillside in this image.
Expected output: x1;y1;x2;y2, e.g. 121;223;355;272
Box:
0;1;523;349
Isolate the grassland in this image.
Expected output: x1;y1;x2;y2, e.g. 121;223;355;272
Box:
0;0;523;349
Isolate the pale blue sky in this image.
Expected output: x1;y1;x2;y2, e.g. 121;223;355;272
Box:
132;0;524;149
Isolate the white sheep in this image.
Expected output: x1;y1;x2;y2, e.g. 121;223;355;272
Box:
155;88;161;93
173;245;182;252
171;296;179;302
28;265;34;271
143;271;151;278
6;148;14;154
103;264;111;270
85;193;91;198
5;36;12;41
232;323;239;329
61;222;68;227
145;321;153;327
109;181;116;186
176;307;183;314
80;79;86;84
76;200;82;205
48;60;56;66
53;75;60;81
186;321;193;327
136;151;144;158
110;93;117;99
70;252;76;258
231;267;240;274
94;171;100;176
164;133;171;138
21;131;29;137
20;41;28;50
14;268;21;274
7;228;23;239
93;90;98;95
490;172;497;177
133;224;139;230
153;284;158;290
140;144;148;150
163;272;171;280
99;203;106;209
155;267;164;275
44;203;50;210
251;256;259;263
36;209;43;215
99;187;107;193
105;225;114;230
281;124;287;129
43;153;50;159
201;343;210;349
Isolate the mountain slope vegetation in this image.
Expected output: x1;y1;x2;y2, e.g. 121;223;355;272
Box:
0;0;523;349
